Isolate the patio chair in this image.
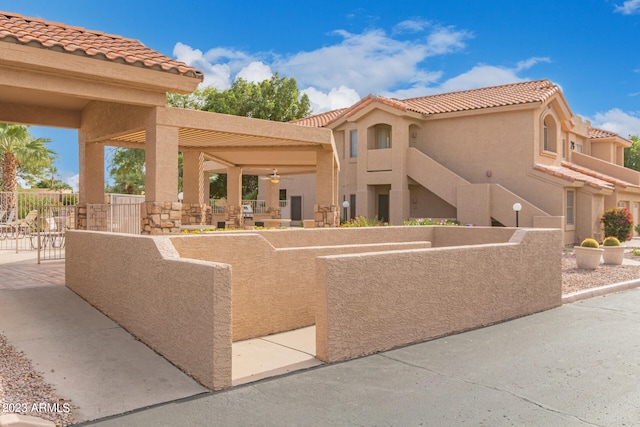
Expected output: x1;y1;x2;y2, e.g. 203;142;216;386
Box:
0;208;16;240
9;210;38;238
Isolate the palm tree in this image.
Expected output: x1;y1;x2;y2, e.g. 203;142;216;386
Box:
0;123;56;212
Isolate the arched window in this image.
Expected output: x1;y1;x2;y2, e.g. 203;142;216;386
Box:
375;125;391;149
543;115;557;153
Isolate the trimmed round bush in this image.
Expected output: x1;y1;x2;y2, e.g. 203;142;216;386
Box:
602;236;621;246
580;238;600;248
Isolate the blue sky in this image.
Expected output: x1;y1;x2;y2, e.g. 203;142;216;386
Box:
4;0;640;189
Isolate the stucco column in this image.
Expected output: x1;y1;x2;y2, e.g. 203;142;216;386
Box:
145;124;178;202
76;138;105;230
181;151;209;226
226;167;243;227
266;179;281;219
389;189;410;224
78;140;104;204
314;149;338;227
356;189;369;218
389;124;409;224
141;120;181;235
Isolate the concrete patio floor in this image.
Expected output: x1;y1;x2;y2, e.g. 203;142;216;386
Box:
0;250;319;424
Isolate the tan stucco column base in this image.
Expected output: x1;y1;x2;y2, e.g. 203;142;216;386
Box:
314;204;338;227
225;205;243;228
181;203;211;226
141;202;182;235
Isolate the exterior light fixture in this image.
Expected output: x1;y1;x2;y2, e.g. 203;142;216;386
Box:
270;177;280;184
342;199;350;223
512;202;522;227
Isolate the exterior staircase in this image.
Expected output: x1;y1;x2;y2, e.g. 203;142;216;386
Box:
406;147;558;227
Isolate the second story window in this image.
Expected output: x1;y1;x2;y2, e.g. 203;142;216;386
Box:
542;115;557;153
376;125;391;149
350;130;358;158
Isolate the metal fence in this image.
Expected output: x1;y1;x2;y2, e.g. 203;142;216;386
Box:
210;199;287;214
0;203;75;260
0;192;143;257
0;192;78;254
86;203;142;234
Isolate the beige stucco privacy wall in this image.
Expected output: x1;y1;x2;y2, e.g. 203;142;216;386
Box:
315;228;562;363
64;231;232;390
170;230;432;341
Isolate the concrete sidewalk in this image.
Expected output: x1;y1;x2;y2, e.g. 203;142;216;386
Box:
84;288;640;426
0;251;208;423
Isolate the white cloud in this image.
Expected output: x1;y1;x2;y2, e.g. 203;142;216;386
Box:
172;23;550;114
173;42;257;89
274;27;472;97
236;62;273;83
65;174;79;192
393;19;431;33
387;57;547;99
590;108;640;139
302;86;361;113
615;0;640;14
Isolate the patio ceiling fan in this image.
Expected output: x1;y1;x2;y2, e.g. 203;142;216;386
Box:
260;169;282;184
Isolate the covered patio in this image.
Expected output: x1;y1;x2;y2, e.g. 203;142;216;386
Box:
0;11;339;233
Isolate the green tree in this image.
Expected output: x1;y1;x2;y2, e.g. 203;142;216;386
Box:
624;135;640;171
0;123;56;194
106;147;146;194
180;73;312;121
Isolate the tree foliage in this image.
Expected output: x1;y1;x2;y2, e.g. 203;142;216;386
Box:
624;135;640;171
0;123;56;193
169;73;312;121
106;148;146;194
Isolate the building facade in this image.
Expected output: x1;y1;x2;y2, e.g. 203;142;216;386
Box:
287;80;640;244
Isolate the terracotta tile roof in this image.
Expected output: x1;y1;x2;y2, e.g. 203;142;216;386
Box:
295;80;562;128
561;161;639;189
588;127;619;139
0;11;203;80
290;108;348;127
533;162;629;191
403;79;560;115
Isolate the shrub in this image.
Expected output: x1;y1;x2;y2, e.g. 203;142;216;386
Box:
340;216;386;227
600;208;633;243
602;236;621;246
580;238;600;248
404;218;461;226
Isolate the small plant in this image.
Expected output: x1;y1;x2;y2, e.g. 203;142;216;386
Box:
340;216;387;227
631;248;640;257
580;238;600;248
602;236;621;246
599;207;633;243
404;218;461;226
635;223;640;236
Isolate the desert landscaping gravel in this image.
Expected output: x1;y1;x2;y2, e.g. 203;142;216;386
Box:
1;253;639;427
562;252;640;294
0;334;75;427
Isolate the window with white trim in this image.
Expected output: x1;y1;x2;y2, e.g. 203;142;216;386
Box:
566;189;575;226
350;130;358;158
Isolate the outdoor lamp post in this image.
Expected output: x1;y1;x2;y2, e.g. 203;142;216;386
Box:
512;202;522;227
342;200;350;223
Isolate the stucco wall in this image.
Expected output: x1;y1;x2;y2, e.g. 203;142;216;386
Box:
315;228;562;363
65;231;232;390
170;230;432;341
